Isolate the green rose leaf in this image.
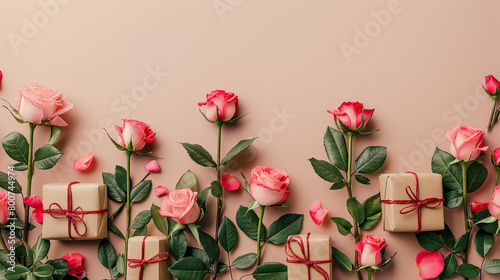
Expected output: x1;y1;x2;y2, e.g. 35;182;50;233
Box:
252;262;287;280
354;146;387;174
221;138;257;165
199;231;220;261
456;263;480;278
346;197;365;225
103;172;125;202
474;229;494;258
130;210;152;229
415;231;443;251
180;142;216;168
309;158;343;183
12;163;28;171
218;217;238;253
467;162;488;193
330;217;353;236
330;181;346;190
5;265;30;280
2;131;29;164
32;235;50;263
236;206;265;241
114;165;128;192
439;254;457;279
210;180;222;198
454;233;469;253
431;148;462;192
170;230;188;261
33;264;54;277
151;204;169;236
48;125;61;145
34;144;63;170
443;191;463;208
267;213;304;245
98;239;116;269
323;126;348;172
108;218;125;239
483;259;500;274
354;174;370;185
185;247;211;268
45;259;70;280
331;246;353;271
133;226;148;237
232;253;257;269
474;209;498;234
176;170;198;192
168;257;209;280
130;180;152;203
0;171;22;194
360;193;381;230
439;224;455;249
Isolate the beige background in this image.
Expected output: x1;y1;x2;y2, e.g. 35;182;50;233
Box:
1;0;500;279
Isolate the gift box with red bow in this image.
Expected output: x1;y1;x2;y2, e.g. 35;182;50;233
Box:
127;235;170;280
286;233;332;280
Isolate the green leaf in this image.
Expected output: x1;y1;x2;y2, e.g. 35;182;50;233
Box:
439;254;457;279
176;170;198;192
114;165;127;192
474;209;498;234
354;174;370;185
475;216;497;225
33;264;54;277
415;231;443;251
45;259;70;280
330;181;346;190
108;218;125;238
151;204;169;236
198;230;220;260
483;259;500;274
308;158;344;183
346;197;365;225
185;246;211;267
169;220;186;237
236;206;265;241
467;162;488;193
454;233;469;253
116;254;125;275
252;262;287;280
218;217;238;253
232;253;257;269
360;213;381;231
24;242;33;267
474;229;494;257
102;172;125;202
456;263;480;278
267;214;304;245
247;200;261;212
2;132;29;164
431;148;463;192
221;138;257;165
98;239;116;269
197;187;210;207
130;210;152;229
443;191;463;208
170;230;188;260
12;163;27;171
130;180;152;203
0;171;22;193
180;142;216;167
33;144;63;170
439;224;455;249
5;265;30;280
104;128;126;151
354;146;387;174
133;226;148;237
32;235;50;262
168;257;209;280
323;126;348;171
330;217;353;236
48;125;61;145
331;247;353;271
188;224;201;245
211;180;222;198
363;193;381;217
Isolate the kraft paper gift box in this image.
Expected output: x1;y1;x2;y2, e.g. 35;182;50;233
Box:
286;233;332;280
127;236;170;280
379;173;444;232
42;183;108;240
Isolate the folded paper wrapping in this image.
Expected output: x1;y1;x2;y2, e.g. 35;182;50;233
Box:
42;183;108;240
286;234;332;280
127;236;170;280
379;173;444;232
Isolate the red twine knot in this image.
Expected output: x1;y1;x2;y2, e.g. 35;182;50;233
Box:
127;235;169;280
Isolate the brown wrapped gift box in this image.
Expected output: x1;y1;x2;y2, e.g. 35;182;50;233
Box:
42;183;108;240
379;173;444;232
127;236;170;280
286;234;332;280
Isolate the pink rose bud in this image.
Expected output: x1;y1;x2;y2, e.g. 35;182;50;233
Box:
249;166;290;206
494;147;500;165
485;75;500;95
61;252;86;279
24;195;43;208
327;101;374;131
0;192;9;225
445;126;489;161
17;83;74;126
471;200;489;212
488;186;500;219
73;153;94;171
221;174;240;191
154;186;169;197
115;119;156;151
198;90;239;122
33;207;43;224
415;250;445;279
309;201;329;225
144;160;161;173
159;189;200;224
355;234;387;266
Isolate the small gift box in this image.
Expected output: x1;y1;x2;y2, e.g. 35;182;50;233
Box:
285;233;332;280
380;172;444;232
42;182;108;240
127;235;170;280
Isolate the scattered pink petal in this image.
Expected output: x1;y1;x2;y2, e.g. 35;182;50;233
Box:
471;200;489;212
221;174;240;191
155;186;169;197
73;153;94;171
33;207;43;224
144;160;161;173
0;70;2;82
24;195;43;208
416;250;444;279
309;201;329;225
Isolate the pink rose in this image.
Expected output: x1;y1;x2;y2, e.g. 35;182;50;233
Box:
488;186;500;219
445;126;489;161
485;75;500;95
327;102;374;131
494;147;500;165
309;201;329;225
159;189;200;224
415;250;444;279
249;166;290;206
0;192;9;225
355;234;387;266
115;119;156;151
471;200;489;212
61;252;86;279
198;90;238;122
144;160;161;173
17;83;74;126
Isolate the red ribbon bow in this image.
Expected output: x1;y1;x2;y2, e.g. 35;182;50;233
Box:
43;182;108;240
285;233;332;280
127;235;169;280
380;172;444;233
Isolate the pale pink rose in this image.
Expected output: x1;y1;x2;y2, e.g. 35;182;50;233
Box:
249;166;290;206
221;174;240;191
445;126;489;161
144;160;160;173
0;192;9;225
485;75;500;95
416;250;445;279
198;90;238;122
488;186;500;219
24;195;43;208
355;234;387;266
159;189;200;224
73;153;94;171
154;186;169;197
33;207;43;224
115;119;156;151
494;147;500;165
471;200;489;212
17;83;74;126
309;201;329;225
61;252;86;279
327;102;374;131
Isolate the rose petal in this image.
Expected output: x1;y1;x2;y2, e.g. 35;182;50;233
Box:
33;207;43;224
416;250;444;279
309;201;329;225
154;186;169;197
221;174;240;191
471;200;489;212
144;160;161;173
24;195;43;208
73;153;94;171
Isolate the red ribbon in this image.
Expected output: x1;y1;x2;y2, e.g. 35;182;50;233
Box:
380;172;444;233
43;182;108;240
285;233;332;280
127;235;169;280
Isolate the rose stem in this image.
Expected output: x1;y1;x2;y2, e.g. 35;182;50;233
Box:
212;119;223;280
23;123;35;247
0;229;8;253
256;205;265;266
124;150;132;280
487;95;498;131
460;161;470;280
